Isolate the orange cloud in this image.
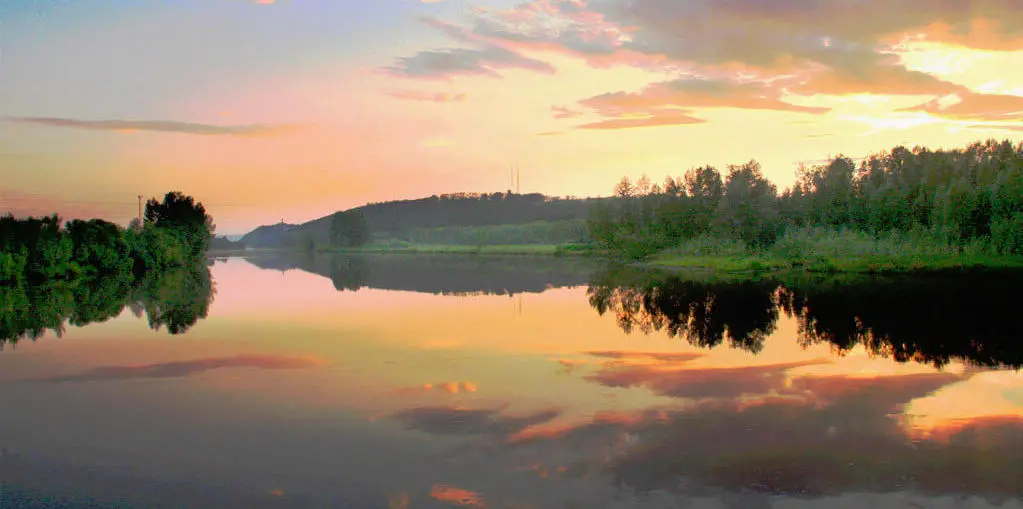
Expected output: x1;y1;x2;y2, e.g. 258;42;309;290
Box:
572;76;829;129
430;484;487;508
582;77;830;115
899;90;1023;121
587;359;830;400
397;381;478;395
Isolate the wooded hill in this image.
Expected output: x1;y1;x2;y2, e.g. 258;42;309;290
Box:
241;192;608;248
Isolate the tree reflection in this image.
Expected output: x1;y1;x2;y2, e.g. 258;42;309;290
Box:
329;256;370;292
779;274;1023;369
589;268;1023;368
137;266;215;335
587;267;778;354
1;264;215;349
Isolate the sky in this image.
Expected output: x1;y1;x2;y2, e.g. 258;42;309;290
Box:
1;0;1023;234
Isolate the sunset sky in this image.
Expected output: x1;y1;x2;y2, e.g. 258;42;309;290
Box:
2;0;1023;234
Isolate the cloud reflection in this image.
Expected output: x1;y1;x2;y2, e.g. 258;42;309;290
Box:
34;355;326;383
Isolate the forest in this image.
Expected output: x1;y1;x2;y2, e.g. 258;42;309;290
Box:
588;139;1023;269
0;191;215;283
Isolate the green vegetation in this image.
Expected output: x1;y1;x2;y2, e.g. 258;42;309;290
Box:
330;210;370;248
1;191;214;284
590;139;1023;273
399;219;590;246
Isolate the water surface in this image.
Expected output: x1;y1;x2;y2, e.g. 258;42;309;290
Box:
2;254;1022;508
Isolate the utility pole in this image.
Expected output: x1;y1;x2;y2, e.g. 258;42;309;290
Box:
516;165;520;194
137;195;143;225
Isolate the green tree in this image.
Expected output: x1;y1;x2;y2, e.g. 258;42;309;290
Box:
722;160;779;248
330;211;371;248
144;191;215;257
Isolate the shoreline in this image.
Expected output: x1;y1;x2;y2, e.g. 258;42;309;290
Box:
640;253;1023;276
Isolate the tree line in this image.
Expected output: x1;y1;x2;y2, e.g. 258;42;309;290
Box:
1;191;215;284
588;139;1023;259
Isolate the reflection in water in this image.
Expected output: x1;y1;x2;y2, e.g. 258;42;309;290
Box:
36;355;325;383
329;255;370;292
244;251;594;296
589;269;778;354
588;267;1023;369
0;264;215;349
3;257;1023;508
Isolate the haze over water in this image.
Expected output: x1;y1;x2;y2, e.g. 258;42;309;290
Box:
2;254;1023;509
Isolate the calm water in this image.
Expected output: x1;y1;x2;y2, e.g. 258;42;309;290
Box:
2;254;1023;509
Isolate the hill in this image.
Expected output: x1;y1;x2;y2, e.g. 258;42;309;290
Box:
241;192;608;248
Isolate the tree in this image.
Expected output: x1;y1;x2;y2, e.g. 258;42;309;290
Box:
330;211;371;248
722;160;779;248
144;191;215;257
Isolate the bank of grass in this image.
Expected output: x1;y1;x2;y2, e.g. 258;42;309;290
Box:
319;241;597;257
643;228;1023;275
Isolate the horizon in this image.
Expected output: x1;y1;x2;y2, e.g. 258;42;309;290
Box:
2;0;1023;233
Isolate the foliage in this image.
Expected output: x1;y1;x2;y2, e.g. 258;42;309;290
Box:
1;192;215;284
330;210;370;248
144;191;216;257
591;139;1023;264
398;219;589;246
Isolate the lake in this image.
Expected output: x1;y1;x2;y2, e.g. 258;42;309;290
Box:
2;253;1023;509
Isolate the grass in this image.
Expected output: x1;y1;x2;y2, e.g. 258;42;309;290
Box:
640;228;1023;275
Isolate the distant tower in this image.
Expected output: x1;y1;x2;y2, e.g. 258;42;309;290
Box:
137;195;143;225
516;165;520;194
